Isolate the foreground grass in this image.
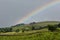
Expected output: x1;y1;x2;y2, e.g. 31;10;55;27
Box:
0;29;60;40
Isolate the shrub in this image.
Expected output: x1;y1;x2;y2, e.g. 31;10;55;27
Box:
57;23;60;27
15;29;20;32
22;28;25;32
47;25;57;32
31;26;35;30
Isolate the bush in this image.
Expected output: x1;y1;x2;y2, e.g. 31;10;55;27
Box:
57;23;60;27
15;29;20;32
31;26;35;30
22;28;25;32
47;25;57;32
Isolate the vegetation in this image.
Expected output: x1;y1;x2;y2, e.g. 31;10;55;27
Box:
0;21;60;32
0;29;60;40
47;25;57;32
0;27;12;33
58;23;60;28
0;21;60;40
15;29;20;32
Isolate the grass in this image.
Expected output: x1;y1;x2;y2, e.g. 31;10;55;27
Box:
0;29;60;40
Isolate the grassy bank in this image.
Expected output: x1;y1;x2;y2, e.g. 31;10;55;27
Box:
0;29;60;40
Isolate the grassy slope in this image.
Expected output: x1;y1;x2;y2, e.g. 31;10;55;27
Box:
0;28;60;40
34;21;60;26
12;21;60;31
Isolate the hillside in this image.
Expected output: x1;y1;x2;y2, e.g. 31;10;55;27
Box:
0;21;60;40
12;21;60;31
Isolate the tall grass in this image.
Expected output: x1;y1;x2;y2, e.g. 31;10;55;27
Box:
0;29;60;40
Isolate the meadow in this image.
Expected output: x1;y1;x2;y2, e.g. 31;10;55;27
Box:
0;21;60;40
0;28;60;40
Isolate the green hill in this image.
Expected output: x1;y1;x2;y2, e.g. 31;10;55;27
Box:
13;21;60;27
0;21;60;40
12;21;60;31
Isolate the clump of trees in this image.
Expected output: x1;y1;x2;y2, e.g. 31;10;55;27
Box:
57;23;60;28
0;27;12;33
22;28;25;32
15;29;20;32
47;25;57;32
31;26;35;30
30;22;36;25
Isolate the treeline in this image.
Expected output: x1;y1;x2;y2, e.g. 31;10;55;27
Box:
0;27;12;33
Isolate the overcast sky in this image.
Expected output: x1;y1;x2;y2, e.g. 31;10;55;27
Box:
0;0;60;27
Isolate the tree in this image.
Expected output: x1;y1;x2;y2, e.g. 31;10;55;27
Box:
22;28;25;32
47;25;57;32
0;27;12;33
30;22;36;25
9;28;12;32
31;26;35;30
57;23;60;27
4;27;12;32
15;29;20;32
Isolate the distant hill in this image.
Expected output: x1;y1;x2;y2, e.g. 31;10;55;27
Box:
12;21;60;31
13;21;60;27
34;21;60;26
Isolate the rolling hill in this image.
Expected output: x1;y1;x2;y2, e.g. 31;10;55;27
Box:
0;21;60;40
12;21;60;31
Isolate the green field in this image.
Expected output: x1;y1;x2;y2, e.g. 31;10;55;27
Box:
0;29;60;40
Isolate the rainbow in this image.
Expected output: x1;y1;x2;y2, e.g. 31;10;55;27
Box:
16;0;60;24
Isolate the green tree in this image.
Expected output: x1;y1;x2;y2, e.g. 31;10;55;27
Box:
58;23;60;27
22;28;25;32
15;29;20;32
31;26;35;30
30;22;36;25
47;25;57;32
0;27;12;33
